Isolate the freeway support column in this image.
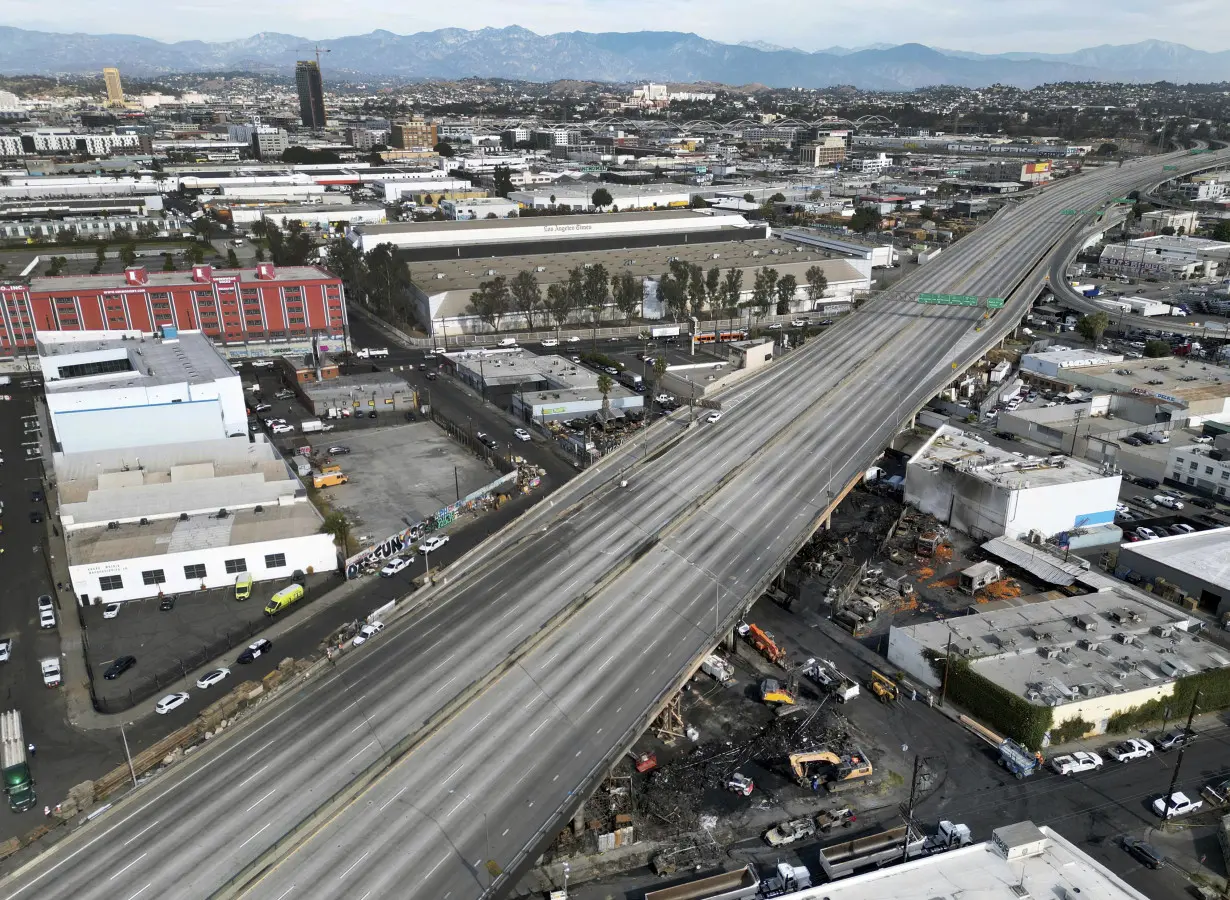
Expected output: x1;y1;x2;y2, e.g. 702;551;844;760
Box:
572;803;586;836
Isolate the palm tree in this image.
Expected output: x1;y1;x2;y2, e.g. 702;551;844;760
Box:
596;373;613;420
321;511;352;552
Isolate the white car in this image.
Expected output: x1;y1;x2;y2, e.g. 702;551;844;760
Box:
541;339;560;348
1051;751;1103;775
655;394;673;405
353;622;384;646
271;424;294;434
1153;791;1203;818
790;319;806;327
380;557;412;577
433;347;447;355
155;692;190;715
37;594;53;612
1108;738;1154;762
39;608;55;629
767;323;783;330
1193;436;1214;444
102;603;121;620
513;428;531;442
566;336;581;343
496;338;518;347
706;411;722;424
1115;502;1131;514
1135;526;1160;541
418;535;450;554
195;668;231;689
0;639;11;663
1153;495;1183;510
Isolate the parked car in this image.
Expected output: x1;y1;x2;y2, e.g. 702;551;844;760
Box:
353;622;385;646
419;535;450;554
1134;527;1159;540
155;692;190;715
513;428;531;442
1154;495;1184;510
39;607;55;629
0;639;10;663
159;595;175;611
29;510;42;524
237;638;273;664
1123;437;1143;447
274;390;294;400
380;557;412;577
790;319;807;327
104;655;137;680
1108;738;1154;762
765;818;816;847
1158;729;1195;751
1137;477;1160;489
1191;497;1216;509
102;602;121;620
326;446;350;455
271;424;293;434
1172;523;1197;534
254;403;272;413
1153;791;1203;818
1121;836;1166;869
1051;751;1103;775
541;339;560;348
195;668;231;689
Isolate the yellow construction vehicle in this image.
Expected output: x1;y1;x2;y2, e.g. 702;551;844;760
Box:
788;749;873;791
760;678;796;705
868;670;899;704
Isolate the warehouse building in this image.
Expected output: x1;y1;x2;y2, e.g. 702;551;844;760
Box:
347;209;767;260
39;329;247;453
57;436;336;605
1117;526;1230;617
1020;347;1124;379
888;590;1221;739
411;240;869;337
507;184;694;211
1099;235;1230;280
905;425;1121;541
298;372;417;418
227;203;387;230
786;822;1150;900
0;263;347;357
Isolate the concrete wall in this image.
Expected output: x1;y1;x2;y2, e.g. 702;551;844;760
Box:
69;532;337;603
887;626;940;688
1006;477;1120;536
52;398;230;453
1048;682;1175;741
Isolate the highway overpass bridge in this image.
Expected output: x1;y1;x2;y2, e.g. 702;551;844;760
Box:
4;148;1229;900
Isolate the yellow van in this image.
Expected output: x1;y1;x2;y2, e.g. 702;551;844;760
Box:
264;583;304;616
234;573;253;601
319;464;343;476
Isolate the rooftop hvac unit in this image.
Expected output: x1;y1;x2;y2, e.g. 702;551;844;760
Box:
107;521;120;530
254;505;264;513
710;253;720;259
1078;639;1101;652
1151;625;1175;639
179;512;189;521
1115;633;1136;645
217;509;229;519
434;272;445;279
1040;646;1062;660
486;269;497;276
138;518;149;527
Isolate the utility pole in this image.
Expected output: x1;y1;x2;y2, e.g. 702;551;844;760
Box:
900;754;923;862
940;631;954;707
1069;409;1085;456
1163;691;1200;810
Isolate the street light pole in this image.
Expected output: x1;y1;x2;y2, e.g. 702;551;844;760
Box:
449;790;492;872
120;722;137;787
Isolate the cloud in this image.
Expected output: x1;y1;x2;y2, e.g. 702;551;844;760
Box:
5;0;1229;53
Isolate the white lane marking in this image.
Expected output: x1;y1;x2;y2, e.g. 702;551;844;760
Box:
124;886;150;900
109;853;146;881
246;738;279;760
273;888;296;900
431;674;460;695
121;821;159;846
465;710;494;735
337;850;371;880
237;822;272;850
345;742;376;765
502;829;510;837
246;789;277;812
422;854;450;884
378;785;409;813
528;718;551;739
350;721;368;733
443;764;465;783
236;765;269;789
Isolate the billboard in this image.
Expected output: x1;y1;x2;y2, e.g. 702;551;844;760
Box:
1020;161;1053;183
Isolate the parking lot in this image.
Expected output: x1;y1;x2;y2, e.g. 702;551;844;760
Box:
82;570;336;711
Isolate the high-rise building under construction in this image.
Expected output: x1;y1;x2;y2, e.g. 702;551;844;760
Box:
102;67;124;107
295;60;326;129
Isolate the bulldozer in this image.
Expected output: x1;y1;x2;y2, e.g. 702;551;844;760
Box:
760;678;796;705
739;622;786;667
788;748;873;791
868;670;899;704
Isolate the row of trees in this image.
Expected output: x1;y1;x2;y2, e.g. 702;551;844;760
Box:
464;260;829;332
324;238;414;322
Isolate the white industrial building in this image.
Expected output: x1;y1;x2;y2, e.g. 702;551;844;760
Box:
785;822;1150;900
228;204;387;229
905;425;1121;540
507;184;694;211
779;229;899;267
57;437;335;605
439;196;520;220
888;589;1221;739
1099;234;1229;280
1167;440;1230;498
1020;347;1124;379
40;329;248;454
1117;526;1230;617
1139;208;1199;234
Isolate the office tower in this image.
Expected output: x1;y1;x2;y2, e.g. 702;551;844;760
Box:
295;60;326;129
103;67;124;107
391;116;438;150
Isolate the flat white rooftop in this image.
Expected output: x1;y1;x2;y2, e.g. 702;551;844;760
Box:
40;330;234;393
1119;525;1230;590
910;425;1112;489
788;823;1150;900
1024;348;1124;368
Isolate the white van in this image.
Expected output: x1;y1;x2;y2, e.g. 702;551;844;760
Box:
496;338;518;347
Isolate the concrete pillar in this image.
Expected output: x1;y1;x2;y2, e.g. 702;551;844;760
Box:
571;803;585;836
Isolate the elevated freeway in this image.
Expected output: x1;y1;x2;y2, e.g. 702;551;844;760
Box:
3;148;1228;900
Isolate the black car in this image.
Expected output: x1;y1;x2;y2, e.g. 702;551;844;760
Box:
367;410;377;419
426;372;438;381
1158;728;1195;750
1122;437;1143;447
237;638;272;664
1136;477;1160;490
1191;497;1216;509
1121;836;1166;869
104;655;136;680
159;596;175;611
30;489;43;503
994;431;1014;440
29;511;42;524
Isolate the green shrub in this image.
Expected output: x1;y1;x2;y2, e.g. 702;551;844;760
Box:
1050;716;1092;745
940;657;1052;749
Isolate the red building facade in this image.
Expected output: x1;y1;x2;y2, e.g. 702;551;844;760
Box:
0;263;347;354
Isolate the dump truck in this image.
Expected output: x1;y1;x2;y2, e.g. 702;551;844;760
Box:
760;678;796;705
789;748;873;792
0;711;35;812
805;659;859;702
643;864;758;900
818;824;925;881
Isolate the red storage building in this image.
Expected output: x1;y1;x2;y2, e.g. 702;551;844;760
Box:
0;263;347;354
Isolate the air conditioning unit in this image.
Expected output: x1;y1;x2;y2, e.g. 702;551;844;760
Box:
217;509;229;519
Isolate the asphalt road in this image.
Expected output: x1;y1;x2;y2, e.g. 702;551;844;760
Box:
4;148;1229;900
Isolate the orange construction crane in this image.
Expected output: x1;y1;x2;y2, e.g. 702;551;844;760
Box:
740;623;786;666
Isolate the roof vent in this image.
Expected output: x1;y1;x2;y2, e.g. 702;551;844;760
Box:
217;508;229;519
138;517;149;526
179;512;189;521
107;521;120;530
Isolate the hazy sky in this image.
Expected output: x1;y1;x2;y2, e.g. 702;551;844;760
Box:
6;0;1226;52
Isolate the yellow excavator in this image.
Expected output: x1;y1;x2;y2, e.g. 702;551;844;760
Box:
760;678;797;705
788;748;873;792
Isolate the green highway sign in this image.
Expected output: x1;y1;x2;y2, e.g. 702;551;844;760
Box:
1190;148;1212;155
987;298;1006;309
1060;209;1078;215
1112;197;1131;203
1163;165;1178;171
919;293;979;306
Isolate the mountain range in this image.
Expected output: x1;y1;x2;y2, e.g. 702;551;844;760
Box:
0;26;1228;89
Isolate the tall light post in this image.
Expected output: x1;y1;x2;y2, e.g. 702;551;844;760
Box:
120;722;137;787
449;789;492;875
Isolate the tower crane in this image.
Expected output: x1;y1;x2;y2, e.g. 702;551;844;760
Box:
299;44;330;66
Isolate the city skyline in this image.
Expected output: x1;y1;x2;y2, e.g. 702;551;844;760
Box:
3;0;1227;54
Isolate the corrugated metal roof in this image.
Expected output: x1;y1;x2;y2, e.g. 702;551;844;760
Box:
981;536;1084;586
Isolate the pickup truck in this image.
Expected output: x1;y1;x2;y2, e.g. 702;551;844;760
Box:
1201;778;1230;807
1153;791;1203;819
40;657;61;687
1107;739;1154;762
1050;751;1103;775
765;818;816;846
